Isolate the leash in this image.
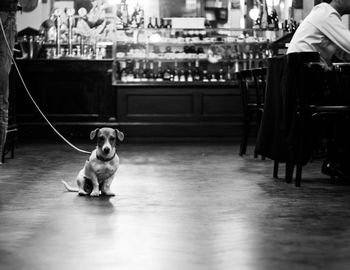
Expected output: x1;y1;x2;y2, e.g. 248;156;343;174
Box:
0;17;91;155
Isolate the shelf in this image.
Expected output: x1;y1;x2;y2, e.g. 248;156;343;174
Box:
112;80;238;87
115;41;270;46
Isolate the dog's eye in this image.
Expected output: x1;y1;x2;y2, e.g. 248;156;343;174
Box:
110;137;116;141
98;136;105;142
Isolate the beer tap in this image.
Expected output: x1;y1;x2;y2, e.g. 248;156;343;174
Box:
53;8;63;58
66;8;75;56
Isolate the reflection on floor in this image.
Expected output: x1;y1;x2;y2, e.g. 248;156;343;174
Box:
1;142;350;270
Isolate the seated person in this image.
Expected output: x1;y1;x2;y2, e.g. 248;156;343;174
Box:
288;0;350;67
287;0;350;179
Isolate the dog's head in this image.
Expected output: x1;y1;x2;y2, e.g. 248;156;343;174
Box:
90;128;124;158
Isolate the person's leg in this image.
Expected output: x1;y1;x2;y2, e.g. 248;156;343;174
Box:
0;12;16;163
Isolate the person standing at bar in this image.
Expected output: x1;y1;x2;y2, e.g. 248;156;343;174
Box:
287;0;350;67
0;0;18;165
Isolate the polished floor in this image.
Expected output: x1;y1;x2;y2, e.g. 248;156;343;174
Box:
1;142;350;270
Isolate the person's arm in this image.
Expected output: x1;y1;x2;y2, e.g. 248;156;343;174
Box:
320;12;350;61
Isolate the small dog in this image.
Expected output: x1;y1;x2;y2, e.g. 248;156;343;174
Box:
62;127;124;196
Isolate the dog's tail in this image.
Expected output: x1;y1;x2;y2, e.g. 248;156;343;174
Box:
62;180;79;192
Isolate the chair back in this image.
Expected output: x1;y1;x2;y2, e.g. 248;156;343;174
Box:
251;68;267;108
237;70;253;115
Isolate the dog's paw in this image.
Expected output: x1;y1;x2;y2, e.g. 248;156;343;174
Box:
90;190;100;197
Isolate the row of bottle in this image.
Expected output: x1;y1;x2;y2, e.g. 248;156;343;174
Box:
114;60;265;83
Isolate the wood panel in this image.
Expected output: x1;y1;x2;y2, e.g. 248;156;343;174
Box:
12;60;244;141
115;83;243;139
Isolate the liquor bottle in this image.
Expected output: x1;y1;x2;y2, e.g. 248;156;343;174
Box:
134;1;143;27
121;0;129;28
219;69;225;82
163;67;171;80
173;70;179;82
179;70;186;82
187;62;193;82
202;70;209;82
141;60;148;82
130;15;138;28
260;0;269;30
194;60;201;81
160;18;165;28
154;17;160;29
156;61;163;81
165;19;172;29
210;73;217;82
120;61;128;82
270;7;279;30
148;61;155;81
147;17;154;28
133;61;141;82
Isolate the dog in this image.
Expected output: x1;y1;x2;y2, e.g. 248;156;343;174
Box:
62;127;124;196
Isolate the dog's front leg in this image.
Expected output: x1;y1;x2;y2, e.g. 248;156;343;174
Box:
90;175;100;197
101;175;115;196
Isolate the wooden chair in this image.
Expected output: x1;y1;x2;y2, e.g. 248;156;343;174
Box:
286;57;350;186
237;69;265;157
1;124;18;163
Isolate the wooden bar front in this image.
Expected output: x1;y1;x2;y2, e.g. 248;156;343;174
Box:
13;59;243;141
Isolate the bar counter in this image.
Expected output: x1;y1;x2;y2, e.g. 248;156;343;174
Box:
13;59;244;141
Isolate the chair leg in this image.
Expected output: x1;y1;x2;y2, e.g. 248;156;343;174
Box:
239;121;250;156
285;162;294;184
295;164;302;187
273;161;279;179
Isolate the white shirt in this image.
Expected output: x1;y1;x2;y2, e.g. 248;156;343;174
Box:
287;3;350;66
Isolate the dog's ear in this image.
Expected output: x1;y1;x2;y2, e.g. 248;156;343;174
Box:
115;129;124;142
90;128;100;141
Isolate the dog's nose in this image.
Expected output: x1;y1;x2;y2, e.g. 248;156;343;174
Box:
103;147;110;154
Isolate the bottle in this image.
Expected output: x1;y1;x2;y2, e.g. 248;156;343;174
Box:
156;61;163;81
130;15;138;28
154;17;160;29
160;18;165;28
260;0;269;30
120;61;128;82
174;70;179;82
148;61;155;81
202;70;209;82
147;17;154;28
187;62;193;82
163;67;171;80
194;60;201;81
179;70;186;82
210;73;217;82
141;60;148;82
270;7;279;30
165;19;172;29
121;0;129;28
133;61;141;82
187;70;193;82
219;69;225;82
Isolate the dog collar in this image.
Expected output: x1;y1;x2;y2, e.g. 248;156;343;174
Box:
96;152;116;162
